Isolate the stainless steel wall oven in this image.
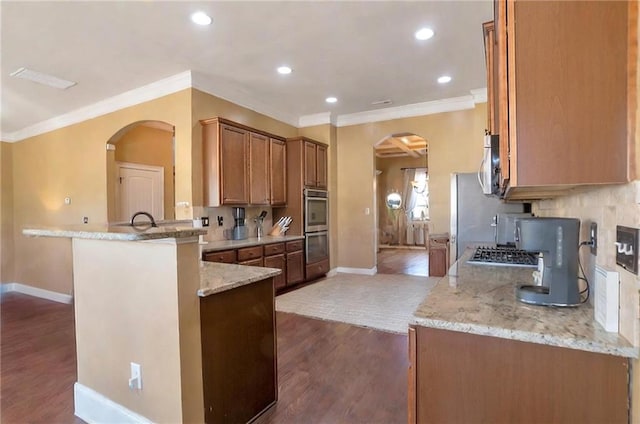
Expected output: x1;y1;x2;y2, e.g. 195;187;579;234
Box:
304;189;329;263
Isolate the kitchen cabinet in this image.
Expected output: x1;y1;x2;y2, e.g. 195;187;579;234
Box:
200;277;276;424
264;242;286;289
427;233;449;277
285;240;305;286
409;326;629;423
249;133;270;205
490;1;636;199
273;136;329;236
202;238;306;289
482;20;498;136
303;140;328;189
270;138;287;206
201;117;287;206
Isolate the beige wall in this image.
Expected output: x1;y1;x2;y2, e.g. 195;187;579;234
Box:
111;124;175;220
11;90;192;295
1;142;15;283
336;104;487;269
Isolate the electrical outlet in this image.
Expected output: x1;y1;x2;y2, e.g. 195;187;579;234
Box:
83;216;89;224
129;362;142;390
201;216;209;227
616;225;639;275
590;222;597;255
217;216;223;227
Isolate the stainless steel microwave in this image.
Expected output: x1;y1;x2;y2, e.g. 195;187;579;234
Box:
479;134;500;195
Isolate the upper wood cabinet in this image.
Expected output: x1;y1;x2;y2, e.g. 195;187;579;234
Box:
303;140;328;189
270;139;287;206
482;20;499;136
201;117;287;206
492;0;636;200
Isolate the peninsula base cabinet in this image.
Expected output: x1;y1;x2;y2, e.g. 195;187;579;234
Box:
200;278;276;424
408;326;630;424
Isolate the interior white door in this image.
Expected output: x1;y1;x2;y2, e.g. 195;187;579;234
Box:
116;162;164;222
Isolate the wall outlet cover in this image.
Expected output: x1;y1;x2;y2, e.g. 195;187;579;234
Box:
616;226;639;275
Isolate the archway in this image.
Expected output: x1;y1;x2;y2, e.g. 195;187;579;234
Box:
374;132;430;276
106;120;175;223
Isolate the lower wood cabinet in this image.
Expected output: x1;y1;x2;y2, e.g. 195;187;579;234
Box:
306;258;329;281
409;326;630;423
200;278;276;423
202;239;306;290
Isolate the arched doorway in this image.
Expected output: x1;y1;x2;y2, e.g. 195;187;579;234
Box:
106;120;175;223
374;132;430;276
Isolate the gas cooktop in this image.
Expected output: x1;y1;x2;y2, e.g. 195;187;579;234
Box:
468;246;539;268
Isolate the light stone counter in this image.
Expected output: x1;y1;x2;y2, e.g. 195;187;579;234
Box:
201;234;305;252
413;248;638;358
198;261;281;297
23;224;207;241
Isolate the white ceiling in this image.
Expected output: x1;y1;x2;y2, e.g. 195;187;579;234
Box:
1;1;492;141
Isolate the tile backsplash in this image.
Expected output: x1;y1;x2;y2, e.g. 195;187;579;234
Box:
194;206;274;242
533;180;640;346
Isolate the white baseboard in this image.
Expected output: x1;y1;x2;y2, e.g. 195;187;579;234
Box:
326;268;338;278
0;282;73;304
75;383;153;424
335;266;377;276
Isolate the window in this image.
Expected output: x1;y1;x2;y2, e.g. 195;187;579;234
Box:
410;170;428;220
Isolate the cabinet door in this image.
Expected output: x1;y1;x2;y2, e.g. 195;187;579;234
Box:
269;139;287;206
496;0;509;187
220;124;249;205
286;250;304;285
315;144;327;189
249;132;270;205
483;21;498;136
303;141;317;187
264;253;286;290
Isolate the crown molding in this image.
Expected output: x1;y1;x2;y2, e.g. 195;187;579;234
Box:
298;112;333;128
191;71;299;128
1;71;192;142
2;74;488;142
335;93;479;127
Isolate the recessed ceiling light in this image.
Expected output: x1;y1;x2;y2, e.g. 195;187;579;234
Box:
191;11;212;26
10;67;76;90
325;97;338;103
437;75;452;84
277;66;292;75
415;27;434;41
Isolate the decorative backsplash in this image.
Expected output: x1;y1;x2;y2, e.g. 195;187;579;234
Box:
195;206;274;242
533;181;640;346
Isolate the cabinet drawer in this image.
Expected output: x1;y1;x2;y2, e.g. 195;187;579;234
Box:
237;245;263;261
238;257;264;267
264;242;285;256
306;258;329;281
203;249;237;264
286;240;304;252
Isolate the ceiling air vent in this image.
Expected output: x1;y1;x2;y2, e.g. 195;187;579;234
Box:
10;67;77;90
372;99;392;106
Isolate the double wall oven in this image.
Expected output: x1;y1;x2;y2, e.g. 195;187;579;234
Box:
304;189;329;264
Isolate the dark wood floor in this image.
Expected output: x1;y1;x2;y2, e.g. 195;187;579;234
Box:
377;248;429;277
1;293;408;424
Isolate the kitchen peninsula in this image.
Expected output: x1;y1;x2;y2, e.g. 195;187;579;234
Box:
23;225;281;424
409;248;638;423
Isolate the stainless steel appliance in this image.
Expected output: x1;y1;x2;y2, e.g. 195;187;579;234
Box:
515;217;582;307
450;173;530;261
231;207;248;240
468;246;539;267
304;189;329;264
478;134;500;195
304;189;328;232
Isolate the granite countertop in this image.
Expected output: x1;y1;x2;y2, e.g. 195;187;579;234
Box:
413;248;638;358
198;261;281;297
201;234;305;252
23;225;207;241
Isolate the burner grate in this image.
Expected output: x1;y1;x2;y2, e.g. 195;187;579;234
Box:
468;246;539;267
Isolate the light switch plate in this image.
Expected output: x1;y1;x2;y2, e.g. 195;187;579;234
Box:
616;226;639;275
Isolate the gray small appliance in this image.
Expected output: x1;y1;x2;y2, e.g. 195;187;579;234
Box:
515;217;581;307
231;207;248;240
